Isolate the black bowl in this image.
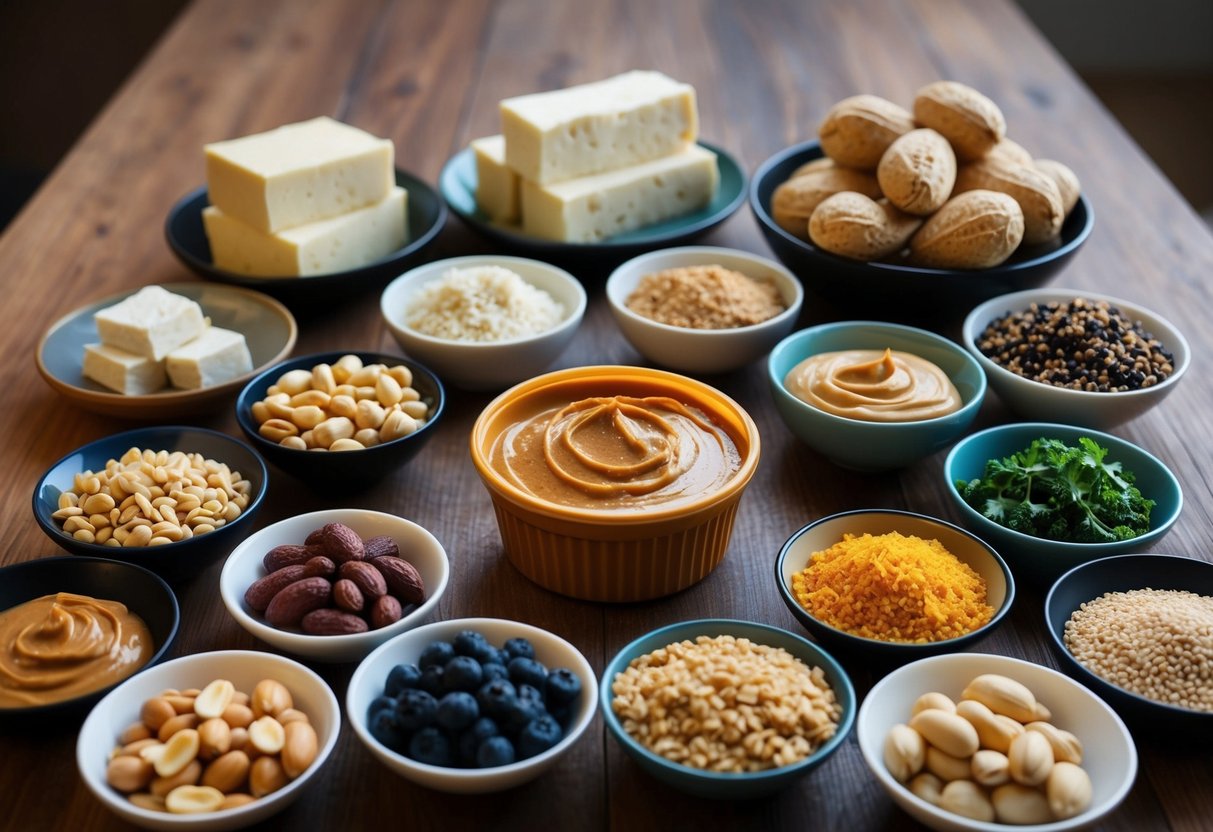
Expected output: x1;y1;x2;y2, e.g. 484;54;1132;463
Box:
33;427;268;583
749;140;1094;321
1044;553;1213;738
235;351;444;490
0;556;179;730
165;168;447;304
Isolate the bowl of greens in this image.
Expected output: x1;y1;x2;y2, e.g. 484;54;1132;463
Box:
943;422;1182;581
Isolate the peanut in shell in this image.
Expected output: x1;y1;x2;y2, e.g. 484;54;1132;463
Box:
877;128;957;216
955;157;1064;244
772;166;882;238
819;94;916;169
809;192;922;261
909;190;1024;269
913;81;1006;161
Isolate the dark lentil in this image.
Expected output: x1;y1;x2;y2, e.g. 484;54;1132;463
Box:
976;298;1174;392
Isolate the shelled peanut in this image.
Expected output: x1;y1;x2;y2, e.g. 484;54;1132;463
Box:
244;522;425;635
253;355;428;451
883;673;1092;824
106;678;319;814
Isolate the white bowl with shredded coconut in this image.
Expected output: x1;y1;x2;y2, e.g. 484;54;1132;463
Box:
382;256;586;391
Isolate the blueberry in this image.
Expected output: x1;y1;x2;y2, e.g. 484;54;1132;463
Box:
548;703;570;728
476;735;516;768
418;664;445;696
545;667;582;706
395;688;438;734
457;717;499;766
453;630;498;664
502;684;546;733
503;637;535;661
517;714;563;759
480;662;509;684
476;679;517;718
419;640;455;669
492;647;513;666
408;726;453;766
436;691;480;733
442;656;484;693
369;708;406;752
508;656;548;690
384;663;422;696
367;694;397;719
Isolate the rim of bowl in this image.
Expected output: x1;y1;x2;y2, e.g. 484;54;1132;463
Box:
599;618;856;783
961;288;1191;403
767;321;988;429
944;421;1184;553
468;365;761;524
347;617;599;778
604;245;805;336
219;508;451;651
1044;553;1213;720
774;509;1016;651
750;140;1096;277
380;254;588;349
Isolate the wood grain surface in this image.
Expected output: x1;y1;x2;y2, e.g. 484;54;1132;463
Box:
1;1;1210;830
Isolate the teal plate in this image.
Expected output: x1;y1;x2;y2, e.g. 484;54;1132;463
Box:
439;141;747;262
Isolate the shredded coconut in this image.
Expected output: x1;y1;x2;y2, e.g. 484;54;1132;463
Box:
404;265;564;342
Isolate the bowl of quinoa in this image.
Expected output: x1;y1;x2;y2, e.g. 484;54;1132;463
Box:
605;246;803;374
962;288;1189;430
381;255;586;391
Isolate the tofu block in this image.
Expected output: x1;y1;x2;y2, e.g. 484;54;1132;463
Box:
521;145;718;243
203;186;408;277
501;70;698;185
93;285;207;361
205;116;394;233
82;343;167;395
471;135;520;223
166;326;253;390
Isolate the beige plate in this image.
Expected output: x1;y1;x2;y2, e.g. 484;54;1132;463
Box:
36;282;297;419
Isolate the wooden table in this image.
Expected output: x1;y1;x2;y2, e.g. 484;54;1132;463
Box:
2;1;1210;829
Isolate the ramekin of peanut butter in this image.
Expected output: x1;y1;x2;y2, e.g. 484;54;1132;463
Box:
471;366;760;602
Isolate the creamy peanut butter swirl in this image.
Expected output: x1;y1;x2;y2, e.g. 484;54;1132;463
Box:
785;348;962;422
0;592;152;708
494;395;741;510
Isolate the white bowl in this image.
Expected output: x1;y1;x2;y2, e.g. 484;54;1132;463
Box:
857;653;1137;832
380;254;586;391
347;617;598;793
77;650;340;831
962;288;1189;430
219;509;450;663
605;246;804;373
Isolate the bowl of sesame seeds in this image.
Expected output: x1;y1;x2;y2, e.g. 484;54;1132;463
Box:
962;288;1189;430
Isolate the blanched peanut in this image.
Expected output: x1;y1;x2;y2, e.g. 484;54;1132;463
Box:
355;400;386;430
912;692;955;716
155;729;200;778
329;395;358;420
165;785;225;814
380;411;417;442
401;400;428;420
276;369;313;396
290;405;328;430
313;417;355;448
259;419;298;442
289;390;330;408
248;717;286;755
312;364;336;395
375;373;403;406
883;723;925;782
329;438;365;452
354;429;381;448
150;759;202;797
333;354;363;382
387;364;413;389
939;780;995;822
280;436;307;451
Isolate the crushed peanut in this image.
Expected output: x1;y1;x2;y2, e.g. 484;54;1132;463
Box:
624;264;786;329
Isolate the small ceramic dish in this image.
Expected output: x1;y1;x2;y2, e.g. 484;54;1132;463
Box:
77;649;340;831
775;510;1014;661
36;282;296;419
767;321;986;471
1044;553;1213;737
962;288;1190;430
380;255;587;391
234;351;444;489
749;140;1093;319
165;169;446;302
32;426;268;583
347;617;597;793
604;246;804;374
219;508;450;663
944;422;1183;581
857;652;1137;832
600;618;855;799
439;141;747;262
0;556;179;730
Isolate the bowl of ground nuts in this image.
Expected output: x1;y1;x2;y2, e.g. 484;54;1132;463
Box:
76;649;339;830
234;351;444;489
32;426;268;582
962;288;1190;430
600;619;855;799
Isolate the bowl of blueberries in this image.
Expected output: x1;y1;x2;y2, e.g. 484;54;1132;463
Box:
346;617;597;793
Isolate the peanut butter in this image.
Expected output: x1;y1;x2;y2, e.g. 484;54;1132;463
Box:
784;347;961;422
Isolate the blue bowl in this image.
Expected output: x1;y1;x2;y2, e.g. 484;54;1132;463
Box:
32;427;268;583
600;619;855;799
235;351;444;490
945;423;1183;581
767;322;986;471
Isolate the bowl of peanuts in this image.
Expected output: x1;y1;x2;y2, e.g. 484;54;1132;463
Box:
600;619;855;799
32;426;268;582
76;649;339;830
234;351;444;489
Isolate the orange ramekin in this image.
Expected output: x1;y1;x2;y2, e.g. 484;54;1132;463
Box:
469;366;761;602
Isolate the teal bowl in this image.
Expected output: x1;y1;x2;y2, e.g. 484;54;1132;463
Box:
944;423;1183;581
767;322;986;471
600;619;855;800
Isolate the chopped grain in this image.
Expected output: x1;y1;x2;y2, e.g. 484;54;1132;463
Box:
404;265;564;342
